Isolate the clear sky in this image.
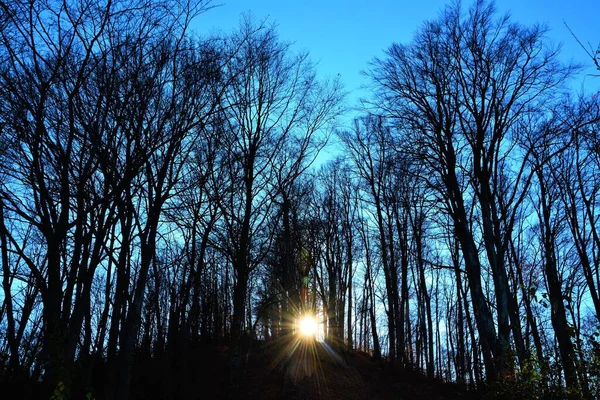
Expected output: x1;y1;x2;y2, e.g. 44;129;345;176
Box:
194;0;599;114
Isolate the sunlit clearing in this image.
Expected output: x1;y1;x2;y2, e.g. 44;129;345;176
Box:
298;315;318;337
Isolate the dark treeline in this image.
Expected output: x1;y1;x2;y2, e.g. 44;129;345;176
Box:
1;0;599;398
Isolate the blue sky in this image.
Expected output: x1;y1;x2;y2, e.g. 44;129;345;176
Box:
195;0;599;110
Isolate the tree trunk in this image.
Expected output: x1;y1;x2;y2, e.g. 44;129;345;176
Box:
538;171;579;393
116;215;160;400
0;199;19;370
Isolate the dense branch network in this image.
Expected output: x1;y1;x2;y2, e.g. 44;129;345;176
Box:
0;1;599;399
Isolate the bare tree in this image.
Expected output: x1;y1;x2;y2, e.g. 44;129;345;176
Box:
366;0;575;380
0;1;217;397
213;17;342;383
339;116;403;363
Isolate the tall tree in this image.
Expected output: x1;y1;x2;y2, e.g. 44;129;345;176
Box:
215;17;342;370
339;116;402;363
366;0;574;380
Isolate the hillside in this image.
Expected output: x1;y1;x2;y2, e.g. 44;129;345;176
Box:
221;338;477;400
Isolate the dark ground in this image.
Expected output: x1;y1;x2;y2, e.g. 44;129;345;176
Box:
214;337;479;400
3;338;482;399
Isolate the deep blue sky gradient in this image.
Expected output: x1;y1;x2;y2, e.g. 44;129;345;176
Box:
192;0;598;164
195;0;598;104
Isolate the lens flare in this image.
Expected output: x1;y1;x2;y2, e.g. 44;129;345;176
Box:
298;315;317;337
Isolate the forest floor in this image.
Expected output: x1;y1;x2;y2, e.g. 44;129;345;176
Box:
215;337;479;399
4;337;484;399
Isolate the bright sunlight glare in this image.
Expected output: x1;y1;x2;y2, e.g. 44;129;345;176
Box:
298;315;318;337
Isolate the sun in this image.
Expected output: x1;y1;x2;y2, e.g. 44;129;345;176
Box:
298;314;318;337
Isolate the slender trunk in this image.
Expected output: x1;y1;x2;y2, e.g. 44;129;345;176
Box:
231;266;249;350
190;213;214;341
347;270;353;350
514;244;545;378
347;240;353;351
447;299;455;381
444;143;498;380
281;195;294;337
537;171;579;393
230;150;254;358
373;196;396;363
361;222;381;361
67;210;110;364
478;180;512;378
389;206;404;364
453;215;497;378
566;195;600;320
417;236;434;378
0;199;19;370
43;240;68;395
397;214;409;366
107;196;133;363
95;230;114;354
367;268;381;361
506;261;528;369
460;273;481;386
454;259;466;384
116;211;160;400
